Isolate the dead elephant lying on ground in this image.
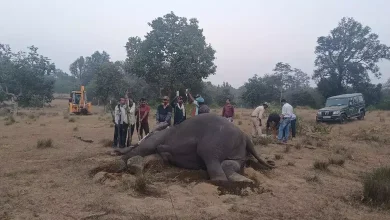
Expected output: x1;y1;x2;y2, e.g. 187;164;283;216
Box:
114;113;275;183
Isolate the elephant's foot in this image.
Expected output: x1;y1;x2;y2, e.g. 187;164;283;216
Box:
227;172;254;183
220;160;254;183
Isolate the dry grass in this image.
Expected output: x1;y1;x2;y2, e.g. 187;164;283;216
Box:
313;161;330;171
305;175;321;183
363;167;390;208
100;139;113;148
310;122;333;134
36;138;54;149
73;126;79;131
1;100;390;219
252;136;274;146
274;154;284;160
328;157;345;166
68;117;76;123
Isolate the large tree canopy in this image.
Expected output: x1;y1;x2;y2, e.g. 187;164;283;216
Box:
125;11;216;97
313;17;390;96
69;51;110;86
0;44;56;107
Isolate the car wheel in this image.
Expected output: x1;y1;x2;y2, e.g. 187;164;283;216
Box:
357;111;365;120
339;114;346;124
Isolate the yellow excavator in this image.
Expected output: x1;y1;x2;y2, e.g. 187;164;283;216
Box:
69;85;92;115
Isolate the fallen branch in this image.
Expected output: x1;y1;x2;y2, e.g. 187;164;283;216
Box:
73;136;94;143
80;212;108;220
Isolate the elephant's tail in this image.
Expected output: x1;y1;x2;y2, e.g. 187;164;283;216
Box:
245;136;274;169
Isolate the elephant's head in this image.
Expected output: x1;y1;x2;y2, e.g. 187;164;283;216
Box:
120;126;171;167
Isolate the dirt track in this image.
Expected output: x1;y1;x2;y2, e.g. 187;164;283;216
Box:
1;99;390;219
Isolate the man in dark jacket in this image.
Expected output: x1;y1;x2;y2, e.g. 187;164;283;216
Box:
266;113;281;137
222;98;234;122
171;95;186;125
155;96;173;131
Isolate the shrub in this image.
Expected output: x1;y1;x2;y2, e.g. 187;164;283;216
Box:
68;117;76;123
4;115;16;126
36;138;53;149
328;157;345;166
313;161;329;171
274;154;284;160
310;122;333;134
363;167;390;207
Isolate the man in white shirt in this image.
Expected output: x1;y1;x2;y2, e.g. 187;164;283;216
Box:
113;98;129;148
278;99;293;143
250;102;269;137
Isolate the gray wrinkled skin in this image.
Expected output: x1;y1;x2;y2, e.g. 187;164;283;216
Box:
114;113;274;182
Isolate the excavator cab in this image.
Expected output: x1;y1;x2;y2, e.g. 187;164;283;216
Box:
69;86;92;115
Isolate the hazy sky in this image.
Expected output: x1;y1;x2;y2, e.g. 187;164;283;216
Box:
1;0;389;88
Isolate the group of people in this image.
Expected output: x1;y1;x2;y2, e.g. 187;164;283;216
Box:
112;91;210;148
251;99;296;144
112;90;297;147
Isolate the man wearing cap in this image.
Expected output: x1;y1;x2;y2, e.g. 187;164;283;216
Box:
250;102;269;137
278;99;293;143
171;95;186;125
186;92;210;116
155;96;173;130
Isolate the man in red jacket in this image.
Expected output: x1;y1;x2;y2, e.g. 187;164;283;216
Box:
222;98;234;122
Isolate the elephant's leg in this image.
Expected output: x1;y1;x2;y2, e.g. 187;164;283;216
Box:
204;160;228;181
156;144;173;162
221;160;254;183
156;143;202;170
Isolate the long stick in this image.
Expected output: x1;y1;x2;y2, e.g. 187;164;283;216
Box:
136;101;141;141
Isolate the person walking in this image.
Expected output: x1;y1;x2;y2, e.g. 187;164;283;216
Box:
113;98;129;148
155;96;173;131
250;102;269;137
136;98;150;139
171;95;186;125
125;98;136;147
278;99;293;143
222;98;234;122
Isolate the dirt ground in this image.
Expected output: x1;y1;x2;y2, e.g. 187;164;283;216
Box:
1;99;390;220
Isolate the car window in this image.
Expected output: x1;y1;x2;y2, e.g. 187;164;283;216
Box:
358;96;364;103
353;97;358;104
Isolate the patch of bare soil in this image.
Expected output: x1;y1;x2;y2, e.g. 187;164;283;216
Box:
1;100;390;219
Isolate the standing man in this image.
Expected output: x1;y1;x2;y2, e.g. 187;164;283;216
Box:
186;92;210;116
113;98;129;148
290;113;297;138
250;102;269;137
125;98;136;147
222;98;234;122
278;99;293;143
171;95;186;125
136;98;150;139
155;96;173;130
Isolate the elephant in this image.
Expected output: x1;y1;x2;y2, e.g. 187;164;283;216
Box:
113;113;275;182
